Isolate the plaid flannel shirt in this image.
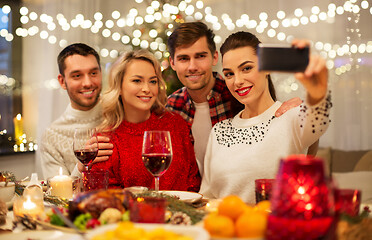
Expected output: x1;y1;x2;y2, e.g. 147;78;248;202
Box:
166;72;235;133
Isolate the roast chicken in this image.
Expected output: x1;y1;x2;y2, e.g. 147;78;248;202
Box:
69;189;133;220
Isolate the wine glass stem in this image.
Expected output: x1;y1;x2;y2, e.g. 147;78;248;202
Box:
155;176;160;191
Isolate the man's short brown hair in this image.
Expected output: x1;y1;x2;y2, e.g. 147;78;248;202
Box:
57;43;100;76
167;21;216;58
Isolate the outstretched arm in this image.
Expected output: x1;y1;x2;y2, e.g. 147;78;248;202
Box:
292;39;328;105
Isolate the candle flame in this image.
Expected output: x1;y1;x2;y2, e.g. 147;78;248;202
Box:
305;203;313;211
352;190;358;203
23;195;37;210
16;113;22;120
261;183;265;190
298;186;305;195
59;167;63;175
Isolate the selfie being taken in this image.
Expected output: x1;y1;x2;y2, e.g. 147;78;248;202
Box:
0;0;371;239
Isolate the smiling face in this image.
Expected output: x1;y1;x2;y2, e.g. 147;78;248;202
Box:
121;59;159;123
170;36;218;92
222;46;273;112
58;54;102;111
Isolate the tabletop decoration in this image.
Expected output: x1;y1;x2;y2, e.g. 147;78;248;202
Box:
81;169;109;192
135;191;206;225
0;171;16;184
266;155;336;240
337;206;372;240
48;167;73;199
335;188;362;217
15;178;69;207
13;195;44;220
130;196;166;223
65;188;205;231
13;173;45;221
255;178;275;203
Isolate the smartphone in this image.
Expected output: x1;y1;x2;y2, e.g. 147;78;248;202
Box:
257;44;309;72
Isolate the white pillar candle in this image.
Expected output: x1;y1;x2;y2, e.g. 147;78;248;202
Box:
49;168;73;199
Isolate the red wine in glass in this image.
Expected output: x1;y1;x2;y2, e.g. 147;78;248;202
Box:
142;131;173;191
74;149;98;166
142;153;172;177
73;128;98;171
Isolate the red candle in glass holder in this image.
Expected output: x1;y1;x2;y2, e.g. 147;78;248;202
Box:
266;155;336;240
130;196;166;223
255;179;275;203
335;188;361;217
82;169;109;192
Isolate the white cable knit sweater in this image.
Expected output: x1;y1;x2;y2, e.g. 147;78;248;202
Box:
40;102;102;179
200;95;332;204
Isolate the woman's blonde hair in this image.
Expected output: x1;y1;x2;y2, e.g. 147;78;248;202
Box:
99;49;167;132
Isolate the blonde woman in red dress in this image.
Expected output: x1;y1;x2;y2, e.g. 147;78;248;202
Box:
88;49;200;192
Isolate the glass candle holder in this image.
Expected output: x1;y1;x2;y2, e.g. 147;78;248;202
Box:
72;176;82;198
266;155;336;240
82;169;109;192
335;188;361;217
255;178;275;203
130;196;166;223
13;195;44;220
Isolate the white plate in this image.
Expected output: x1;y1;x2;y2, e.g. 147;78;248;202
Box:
0;230;83;240
160;191;203;203
87;223;209;240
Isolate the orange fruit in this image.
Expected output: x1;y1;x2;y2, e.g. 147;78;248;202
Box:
218;195;246;221
235;211;268;238
204;213;235;238
243;204;255;214
255;200;271;214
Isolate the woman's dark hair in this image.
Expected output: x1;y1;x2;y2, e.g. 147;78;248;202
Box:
220;31;276;102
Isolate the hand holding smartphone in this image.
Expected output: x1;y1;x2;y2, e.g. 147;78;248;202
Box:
257;44;309;72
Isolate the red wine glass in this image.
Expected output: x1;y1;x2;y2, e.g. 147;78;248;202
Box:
142;131;173;191
73;128;98;171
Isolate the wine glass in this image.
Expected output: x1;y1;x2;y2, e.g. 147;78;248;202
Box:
142;131;173;191
73;128;99;171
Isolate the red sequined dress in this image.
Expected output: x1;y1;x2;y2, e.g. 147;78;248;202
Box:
92;111;201;192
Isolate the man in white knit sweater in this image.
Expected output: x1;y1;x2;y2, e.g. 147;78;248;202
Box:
40;43;112;179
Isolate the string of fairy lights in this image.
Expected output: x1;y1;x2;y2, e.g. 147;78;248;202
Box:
0;0;371;84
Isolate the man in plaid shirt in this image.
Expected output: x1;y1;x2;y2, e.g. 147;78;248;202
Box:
166;22;317;173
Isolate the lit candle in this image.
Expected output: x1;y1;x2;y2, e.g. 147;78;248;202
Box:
266;155;335;240
255;179;275;203
13;195;44;220
49;167;73;199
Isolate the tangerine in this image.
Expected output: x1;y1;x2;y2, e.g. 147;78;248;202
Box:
203;213;235;238
235;210;268;238
217;195;246;221
255;200;271;214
